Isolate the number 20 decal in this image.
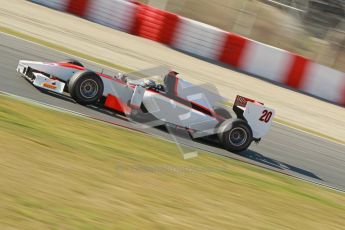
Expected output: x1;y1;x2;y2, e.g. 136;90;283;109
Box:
259;110;272;123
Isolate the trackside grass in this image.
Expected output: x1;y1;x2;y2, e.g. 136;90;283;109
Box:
0;95;344;230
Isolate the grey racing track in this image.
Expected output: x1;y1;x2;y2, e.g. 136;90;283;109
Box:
1;33;344;191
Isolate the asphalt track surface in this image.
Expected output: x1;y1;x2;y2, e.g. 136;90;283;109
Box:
1;33;345;191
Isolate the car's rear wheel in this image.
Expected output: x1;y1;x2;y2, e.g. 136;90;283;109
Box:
217;119;253;152
68;71;103;105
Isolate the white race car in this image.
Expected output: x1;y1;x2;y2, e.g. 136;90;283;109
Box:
16;59;275;152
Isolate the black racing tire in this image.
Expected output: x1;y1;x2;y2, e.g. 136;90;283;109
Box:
217;119;253;153
214;106;232;119
63;59;84;67
68;71;104;105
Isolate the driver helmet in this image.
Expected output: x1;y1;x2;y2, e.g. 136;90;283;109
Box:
116;72;128;82
143;79;156;88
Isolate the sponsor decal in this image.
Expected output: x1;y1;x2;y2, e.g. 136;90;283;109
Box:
42;82;57;90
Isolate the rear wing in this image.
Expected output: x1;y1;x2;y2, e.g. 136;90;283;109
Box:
233;95;275;139
234;95;263;107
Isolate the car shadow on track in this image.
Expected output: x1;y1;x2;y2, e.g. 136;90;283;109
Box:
198;138;323;181
239;150;323;181
37;87;75;103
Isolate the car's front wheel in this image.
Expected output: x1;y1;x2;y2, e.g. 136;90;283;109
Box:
68;71;104;105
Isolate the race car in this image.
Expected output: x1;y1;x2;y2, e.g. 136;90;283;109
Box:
16;59;275;152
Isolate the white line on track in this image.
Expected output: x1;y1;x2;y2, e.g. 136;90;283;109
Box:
273;120;345;147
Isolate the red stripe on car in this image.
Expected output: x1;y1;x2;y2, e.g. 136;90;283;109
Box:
57;62;85;70
147;89;218;121
104;94;130;114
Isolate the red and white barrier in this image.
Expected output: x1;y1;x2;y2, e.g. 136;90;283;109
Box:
31;0;69;11
219;33;248;68
301;63;345;103
86;0;137;32
172;18;227;60
30;0;345;106
130;5;180;45
239;40;293;83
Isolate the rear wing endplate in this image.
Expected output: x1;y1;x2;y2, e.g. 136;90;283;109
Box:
234;95;275;139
